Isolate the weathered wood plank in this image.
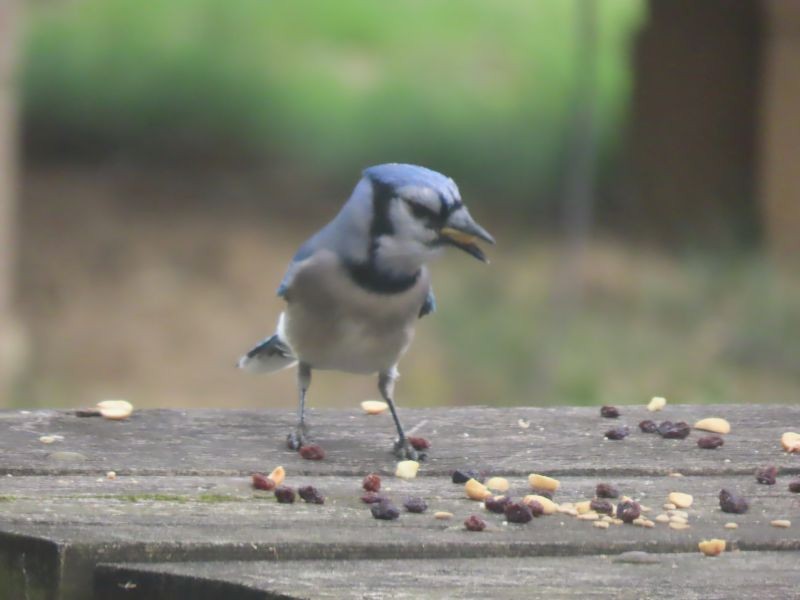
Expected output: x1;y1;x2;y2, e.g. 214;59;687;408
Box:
94;552;800;600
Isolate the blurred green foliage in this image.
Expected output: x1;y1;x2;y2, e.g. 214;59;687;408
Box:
23;0;645;204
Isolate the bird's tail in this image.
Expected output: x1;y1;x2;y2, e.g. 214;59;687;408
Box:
237;333;297;374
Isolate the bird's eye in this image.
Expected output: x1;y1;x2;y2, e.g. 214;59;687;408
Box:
408;202;436;221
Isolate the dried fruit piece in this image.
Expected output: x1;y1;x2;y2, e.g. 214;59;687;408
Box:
434;511;453;520
719;489;749;514
403;497;428;513
464;515;486;531
484;495;512;514
605;426;630;440
694;417;730;434
781;432;800;453
407;436;430;451
647;396;667;411
528;474;560;492
639;420;658;433
504;502;533;523
601;405;620;418
361;400;388;415
452;469;482;484
697;435;724;449
360;492;385;504
370;500;400;520
362;473;381;493
299;444;325;460
252;473;276;491
395;460;420;480
770;519;791;528
97;399;134;420
789;480;800;493
486;477;510;492
274;486;296;504
659;421;690;439
465;478;492;501
590;499;614;515
298;485;325;504
668;492;693;508
526;500;545;517
268;466;286;487
698;539;726;556
755;465;778;485
616;500;641;523
523;495;557;515
595;483;619;499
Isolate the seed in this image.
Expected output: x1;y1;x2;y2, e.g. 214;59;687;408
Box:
523;495;557;515
434;511;453;520
694;417;730;434
594;520;610;529
788;480;800;493
770;519;791;528
298;485;325;504
360;400;388;415
595;483;619;499
268;466;285;487
370;500;400;520
605;426;630;440
639;420;658;433
697;435;724;449
755;465;778;485
668;492;693;508
361;492;386;504
274;486;296;504
487;477;510;492
402;496;428;513
97;399;134;420
578;512;599;521
647;396;667;411
252;473;276;491
616;500;641;523
698;539;726;556
590;499;614;515
781;432;800;453
362;473;381;493
465;478;491;501
395;460;420;480
724;522;738;529
669;522;690;530
504;501;533;523
659;421;690;439
407;436;430;451
299;444;325;460
601;405;620;418
668;472;684;478
485;495;512;514
719;489;749;514
655;514;670;523
464;515;486;532
452;469;482;484
528;474;560;492
106;471;117;480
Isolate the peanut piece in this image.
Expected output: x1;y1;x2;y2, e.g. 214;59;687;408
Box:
698;539;726;556
781;432;800;453
97;399;133;420
647;396;667;411
465;478;491;500
593;520;610;529
360;400;388;415
395;460;420;480
268;466;285;486
486;477;510;492
770;519;791;528
694;417;730;434
523;495;557;515
668;492;693;508
528;473;560;492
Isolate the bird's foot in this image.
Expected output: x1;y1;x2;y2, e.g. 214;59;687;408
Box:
287;425;308;451
393;438;421;461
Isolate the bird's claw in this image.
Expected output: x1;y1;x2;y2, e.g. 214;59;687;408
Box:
287;426;308;451
393;438;420;461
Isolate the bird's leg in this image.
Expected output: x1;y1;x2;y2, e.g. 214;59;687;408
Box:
378;368;419;460
287;363;311;450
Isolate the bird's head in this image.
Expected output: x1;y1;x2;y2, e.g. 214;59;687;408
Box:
356;164;495;271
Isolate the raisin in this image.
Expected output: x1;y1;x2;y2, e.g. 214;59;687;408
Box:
504;501;533;523
659;421;690;439
362;473;381;493
697;435;724;449
639;420;658;433
251;473;276;491
590;499;614;515
719;489;749;514
788;480;800;493
529;488;554;500
299;444;325;460
601;405;620;418
274;486;296;504
403;496;428;513
595;483;619;499
360;492;386;504
526;500;545;517
755;465;778;485
484;495;512;514
452;469;482;484
616;499;641;523
408;436;430;451
605;426;630;440
464;515;486;531
371;500;400;520
298;485;325;504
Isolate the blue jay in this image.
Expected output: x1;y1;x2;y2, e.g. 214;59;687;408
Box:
238;163;494;459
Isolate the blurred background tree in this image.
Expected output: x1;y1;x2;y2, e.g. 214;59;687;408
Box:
3;0;799;411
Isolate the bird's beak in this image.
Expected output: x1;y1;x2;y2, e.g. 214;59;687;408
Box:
439;207;495;263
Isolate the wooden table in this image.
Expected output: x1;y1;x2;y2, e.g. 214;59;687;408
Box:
0;405;798;599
